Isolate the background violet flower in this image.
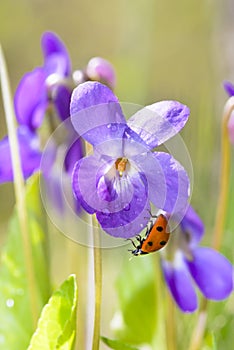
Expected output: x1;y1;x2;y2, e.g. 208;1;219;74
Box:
161;206;233;312
14;32;71;130
71;81;190;238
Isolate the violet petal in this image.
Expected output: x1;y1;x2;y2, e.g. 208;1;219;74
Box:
133;151;189;214
54;85;72;121
161;252;197;312
44;53;68;77
70;82;125;145
0;127;41;183
180;205;204;247
72;154;136;214
186;247;233;300
14;68;47;130
41;31;71;76
96;172;150;238
127;101;189;149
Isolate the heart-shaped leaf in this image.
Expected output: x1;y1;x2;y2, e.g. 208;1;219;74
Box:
27;274;77;350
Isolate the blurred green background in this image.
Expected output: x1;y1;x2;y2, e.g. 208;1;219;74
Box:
0;0;234;349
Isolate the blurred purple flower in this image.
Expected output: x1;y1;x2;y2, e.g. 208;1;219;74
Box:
223;80;234;144
0;126;41;183
71;81;190;238
161;206;233;312
224;80;234;97
14;32;72;130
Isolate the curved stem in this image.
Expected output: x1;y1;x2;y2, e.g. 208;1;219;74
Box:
188;96;234;350
0;46;38;327
92;218;102;350
213;96;234;249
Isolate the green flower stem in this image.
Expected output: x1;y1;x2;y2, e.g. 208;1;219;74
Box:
92;217;102;350
152;256;167;350
165;289;177;350
83;143;102;349
0;45;38;328
188;96;234;350
188;299;208;350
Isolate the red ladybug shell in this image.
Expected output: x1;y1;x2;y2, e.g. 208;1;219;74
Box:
129;214;170;256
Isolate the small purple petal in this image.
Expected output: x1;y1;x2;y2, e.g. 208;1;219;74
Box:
223;81;234;97
41;31;71;76
0;127;41;183
96;172;150;238
70;82;125;145
86;57;116;89
161;252;197;312
186;247;233;300
180;206;204;247
127;101;189;149
14;68;47;130
54;85;72;121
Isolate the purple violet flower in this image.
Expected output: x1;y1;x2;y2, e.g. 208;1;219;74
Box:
14;32;72;130
71;81;190;238
161;206;233;312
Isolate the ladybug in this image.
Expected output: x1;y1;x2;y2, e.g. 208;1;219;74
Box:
128;213;170;256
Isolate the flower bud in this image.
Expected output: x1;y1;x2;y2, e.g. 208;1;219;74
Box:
86;57;116;89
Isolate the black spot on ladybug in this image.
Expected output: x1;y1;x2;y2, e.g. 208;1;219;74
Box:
160;241;167;246
147;241;153;246
156;226;163;232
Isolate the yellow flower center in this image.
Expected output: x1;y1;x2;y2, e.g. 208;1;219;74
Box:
115;157;128;177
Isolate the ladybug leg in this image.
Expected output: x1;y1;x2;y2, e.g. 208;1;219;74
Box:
136;234;143;242
126;238;138;249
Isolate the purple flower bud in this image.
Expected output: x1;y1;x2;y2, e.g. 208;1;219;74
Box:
223;81;234;144
86;57;116;89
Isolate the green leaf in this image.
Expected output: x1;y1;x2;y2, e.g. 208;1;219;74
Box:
202;332;217;350
101;336;139;350
115;255;157;345
0;174;50;350
28;274;77;350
